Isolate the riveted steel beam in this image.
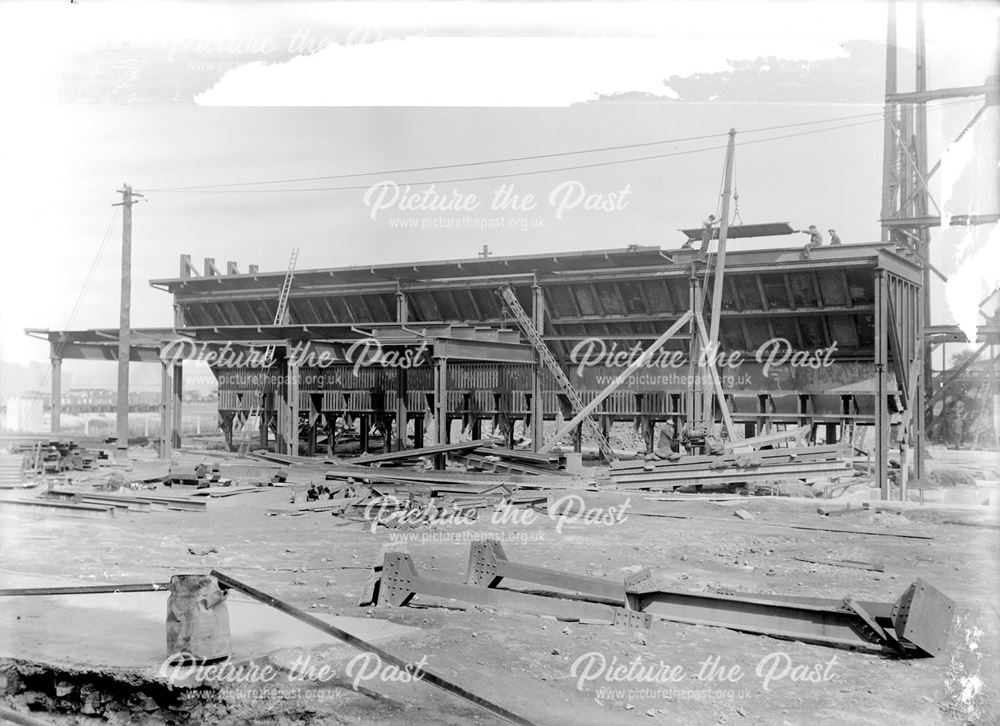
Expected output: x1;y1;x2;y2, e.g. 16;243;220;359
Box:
378;551;650;628
624;570;954;657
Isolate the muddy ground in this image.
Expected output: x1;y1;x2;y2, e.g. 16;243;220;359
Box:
1;445;997;726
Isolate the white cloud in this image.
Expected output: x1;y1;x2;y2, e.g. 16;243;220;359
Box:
195;35;848;107
946;224;1000;345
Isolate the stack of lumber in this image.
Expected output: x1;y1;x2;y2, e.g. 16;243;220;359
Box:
459;447;569;476
269;478;547;527
324;463;584;494
0;451;28;489
326;439;494;467
319;439;585;492
607;444;853;490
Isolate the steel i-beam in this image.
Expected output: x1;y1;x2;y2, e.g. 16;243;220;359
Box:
624;570;954;657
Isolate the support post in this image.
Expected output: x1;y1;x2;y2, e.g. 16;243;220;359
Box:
914;287;926;482
278;351;299;456
159;358;171;458
358;415;369;453
260;408;270;451
50;356;62;433
395;369;408;451
686;267;701;428
413;414;424;449
875;271;890;499
115;183;135;459
702;131;736;422
434;357;449;468
531;280;546;451
880;0;898;241
171;362;183;450
395;287;409;452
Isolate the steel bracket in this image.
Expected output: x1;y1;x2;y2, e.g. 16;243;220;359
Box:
467;539;628;604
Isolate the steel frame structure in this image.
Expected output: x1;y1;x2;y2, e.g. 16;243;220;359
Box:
30;241;929;498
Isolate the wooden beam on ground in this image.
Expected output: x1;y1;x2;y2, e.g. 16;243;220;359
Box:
626;510;934;539
792;557;885;572
724;425;811;451
335;439;493;466
0;582;170;597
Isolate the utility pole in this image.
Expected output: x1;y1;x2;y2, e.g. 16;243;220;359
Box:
113;184;142;459
703;129;736;421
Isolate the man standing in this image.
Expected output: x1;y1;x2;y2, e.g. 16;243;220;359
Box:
681;214;717;250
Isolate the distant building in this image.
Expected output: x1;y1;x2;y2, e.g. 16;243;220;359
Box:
4;393;44;432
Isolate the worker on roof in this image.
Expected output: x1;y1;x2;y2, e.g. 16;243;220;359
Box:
700;214;718;253
796;225;824;259
680;214;717;251
800;225;824;248
829;229;842;245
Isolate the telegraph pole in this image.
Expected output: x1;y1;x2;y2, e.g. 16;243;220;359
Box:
703;129;736;422
113;184;142;459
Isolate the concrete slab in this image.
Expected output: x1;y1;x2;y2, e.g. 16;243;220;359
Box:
0;571;418;675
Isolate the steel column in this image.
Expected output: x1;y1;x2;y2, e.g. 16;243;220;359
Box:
880;0;898;242
171;362;183;450
434;357;448;468
159;358;171;457
115;184;133;460
530;281;546;452
285;354;299;456
875;270;889;499
686;267;701;426
50;356;62;433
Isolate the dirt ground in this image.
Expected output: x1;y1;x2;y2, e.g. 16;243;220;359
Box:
1;445;997;726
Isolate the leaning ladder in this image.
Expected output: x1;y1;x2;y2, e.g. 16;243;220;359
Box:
237;249;299;455
497;284;618;462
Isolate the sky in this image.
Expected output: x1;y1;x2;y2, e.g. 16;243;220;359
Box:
0;0;997;388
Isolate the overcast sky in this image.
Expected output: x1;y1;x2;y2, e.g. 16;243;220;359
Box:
0;0;997;377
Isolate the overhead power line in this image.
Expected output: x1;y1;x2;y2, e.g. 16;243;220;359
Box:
140;117;882;195
31;206;121;399
138;97;980;195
